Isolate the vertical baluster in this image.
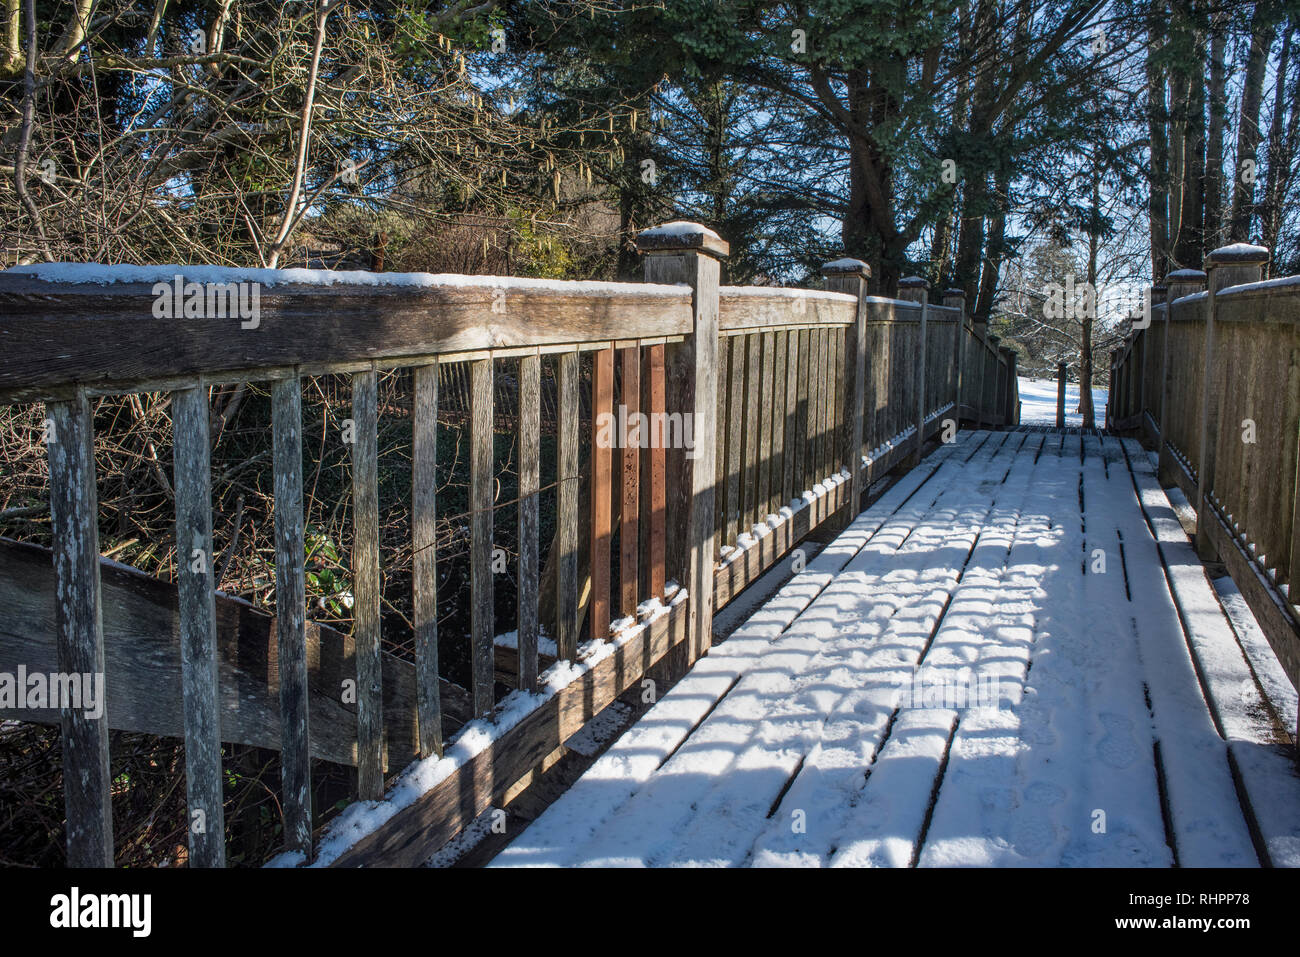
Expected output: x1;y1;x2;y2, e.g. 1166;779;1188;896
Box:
172;383;225;866
47;390;113;867
619;347;640;617
412;362;442;757
590;346;614;641
556;351;580;661
470;358;495;717
518;352;540;691
351;368;383;799
271;376;311;856
646;344;668;598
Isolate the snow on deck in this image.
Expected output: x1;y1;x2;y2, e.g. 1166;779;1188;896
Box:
492;430;1300;868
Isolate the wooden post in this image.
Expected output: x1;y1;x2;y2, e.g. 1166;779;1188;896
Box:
171;383;226;866
1196;244;1269;559
351;368;383;800
46;389;113;867
271;376;311;856
1004;349;1019;427
1056;361;1067;428
823;258;871;518
972;318;989;429
637;222;726;665
1158;271;1206;487
943;289;965;427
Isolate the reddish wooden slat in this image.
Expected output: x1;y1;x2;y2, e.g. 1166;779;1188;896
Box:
647;344;667;598
590;347;614;640
620;347;641;617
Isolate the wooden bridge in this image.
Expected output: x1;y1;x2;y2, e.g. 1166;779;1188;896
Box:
1;225;1297;868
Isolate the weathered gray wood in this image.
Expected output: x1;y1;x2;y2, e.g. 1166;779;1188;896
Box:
556;351;580;661
757;331;775;521
640;224;723;665
411;362;442;758
725;335;745;546
771;331;790;515
717;288;855;332
45;391;113;867
715;338;729;544
470;358;495;716
170;384;225;867
350;368;383;800
743;332;762;531
782;330;798;506
0;537;468;766
824;262;869;518
271;376;312;856
518;352;540;692
0;277;694;404
915;290;929;463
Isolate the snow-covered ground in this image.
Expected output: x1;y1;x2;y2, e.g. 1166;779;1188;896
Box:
1017;376;1108;426
492;429;1300;868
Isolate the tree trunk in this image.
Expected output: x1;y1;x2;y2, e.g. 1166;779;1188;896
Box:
1173;27;1206;268
1259;21;1293;260
1203;17;1228;249
1147;0;1171;278
1229;3;1278;242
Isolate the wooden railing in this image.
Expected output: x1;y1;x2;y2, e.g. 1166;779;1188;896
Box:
0;223;1015;867
1109;242;1300;734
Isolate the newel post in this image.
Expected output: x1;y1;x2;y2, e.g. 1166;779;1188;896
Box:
637;222;727;665
898;277;929;463
1195;244;1269;559
1158;270;1206;486
823;258;871;518
1056;361;1067;428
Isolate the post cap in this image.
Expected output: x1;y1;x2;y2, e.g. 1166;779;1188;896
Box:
898;275;928;289
1165;268;1207;282
635;221;730;258
943;287;964;299
821;258;871;278
1205;243;1269;268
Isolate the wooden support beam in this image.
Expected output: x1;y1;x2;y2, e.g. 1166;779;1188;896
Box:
0;536;470;767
